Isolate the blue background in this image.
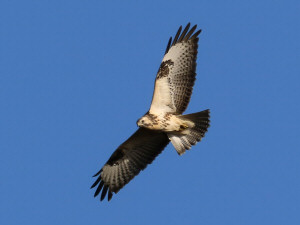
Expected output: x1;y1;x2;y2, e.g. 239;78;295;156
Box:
1;1;299;224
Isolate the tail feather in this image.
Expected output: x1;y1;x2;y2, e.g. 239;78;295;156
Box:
168;109;210;155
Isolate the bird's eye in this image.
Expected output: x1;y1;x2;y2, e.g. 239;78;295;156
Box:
141;120;144;123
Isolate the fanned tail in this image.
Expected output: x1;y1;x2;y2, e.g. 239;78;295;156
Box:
168;109;210;155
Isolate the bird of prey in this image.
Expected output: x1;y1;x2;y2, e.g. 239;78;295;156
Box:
91;23;210;201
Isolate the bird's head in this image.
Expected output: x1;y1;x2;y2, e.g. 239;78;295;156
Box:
136;115;152;128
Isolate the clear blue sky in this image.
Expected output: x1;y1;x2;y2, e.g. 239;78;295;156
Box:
1;1;299;224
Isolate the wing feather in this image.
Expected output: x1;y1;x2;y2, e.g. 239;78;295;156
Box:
150;23;201;114
177;23;190;42
91;128;169;201
172;25;182;46
183;24;197;41
165;37;172;55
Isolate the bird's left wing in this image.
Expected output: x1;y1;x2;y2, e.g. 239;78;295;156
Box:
149;23;201;115
91;128;170;201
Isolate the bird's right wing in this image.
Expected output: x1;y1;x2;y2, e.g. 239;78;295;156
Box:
91;128;170;201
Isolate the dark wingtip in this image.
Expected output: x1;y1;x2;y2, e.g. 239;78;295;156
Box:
178;23;191;42
166;23;201;52
92;169;102;177
100;185;108;201
191;29;202;39
185;22;191;28
94;180;104;197
108;190;113;201
172;25;182;46
165;37;172;54
90;176;101;189
206;109;211;126
183;24;197;41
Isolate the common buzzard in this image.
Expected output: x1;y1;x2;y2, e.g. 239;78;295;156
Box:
91;23;210;201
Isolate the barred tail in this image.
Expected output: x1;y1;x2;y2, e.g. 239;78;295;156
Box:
168;109;210;155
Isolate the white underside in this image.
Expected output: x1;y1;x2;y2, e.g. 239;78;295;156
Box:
149;76;174;114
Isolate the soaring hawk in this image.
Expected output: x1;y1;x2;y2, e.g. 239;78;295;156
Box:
91;23;210;201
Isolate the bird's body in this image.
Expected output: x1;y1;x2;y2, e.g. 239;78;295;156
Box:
137;112;193;133
91;23;210;201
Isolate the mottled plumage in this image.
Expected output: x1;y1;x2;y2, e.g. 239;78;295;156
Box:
91;23;210;201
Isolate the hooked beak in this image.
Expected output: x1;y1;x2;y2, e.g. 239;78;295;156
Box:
137;118;145;127
137;119;142;127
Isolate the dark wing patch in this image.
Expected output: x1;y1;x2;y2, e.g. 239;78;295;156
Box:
156;60;174;80
91;128;170;201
